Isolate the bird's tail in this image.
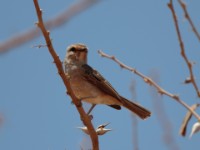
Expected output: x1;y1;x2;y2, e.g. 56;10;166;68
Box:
121;96;151;119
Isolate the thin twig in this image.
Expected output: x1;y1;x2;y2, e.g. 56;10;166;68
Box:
98;50;200;122
168;0;200;98
33;1;99;149
178;0;200;41
0;0;99;54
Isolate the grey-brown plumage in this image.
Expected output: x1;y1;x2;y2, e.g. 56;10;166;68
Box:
64;43;151;119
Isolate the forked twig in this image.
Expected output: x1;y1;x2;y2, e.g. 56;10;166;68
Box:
33;0;99;149
178;0;200;41
168;0;200;98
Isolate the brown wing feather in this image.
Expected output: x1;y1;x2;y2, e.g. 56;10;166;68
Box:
81;64;122;101
80;64;151;119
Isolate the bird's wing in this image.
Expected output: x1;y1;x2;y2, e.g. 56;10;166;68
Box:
81;64;122;101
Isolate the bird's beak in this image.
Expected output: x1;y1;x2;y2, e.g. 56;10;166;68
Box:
104;122;110;127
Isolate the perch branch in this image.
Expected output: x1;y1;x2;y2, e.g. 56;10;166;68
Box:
33;0;99;149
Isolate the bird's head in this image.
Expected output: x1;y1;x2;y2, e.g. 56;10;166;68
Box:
65;43;88;65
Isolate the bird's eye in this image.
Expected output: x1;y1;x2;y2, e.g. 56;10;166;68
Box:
69;47;76;52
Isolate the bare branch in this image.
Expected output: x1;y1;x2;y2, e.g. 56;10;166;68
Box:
179;104;200;136
178;0;200;41
168;0;200;98
33;0;99;149
98;50;200;122
0;0;99;54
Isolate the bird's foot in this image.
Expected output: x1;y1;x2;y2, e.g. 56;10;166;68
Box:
87;104;96;115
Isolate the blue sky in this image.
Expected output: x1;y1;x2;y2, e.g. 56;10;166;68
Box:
0;0;200;150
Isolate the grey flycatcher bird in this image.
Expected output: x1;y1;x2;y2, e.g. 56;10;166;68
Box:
64;43;151;119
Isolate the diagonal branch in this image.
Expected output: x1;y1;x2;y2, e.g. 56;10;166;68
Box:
168;0;200;98
98;50;200;122
179;103;200;136
33;0;99;149
178;0;200;42
0;0;99;54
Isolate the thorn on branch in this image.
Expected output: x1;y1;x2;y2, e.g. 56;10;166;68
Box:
188;61;192;68
172;95;179;101
39;9;43;14
75;100;82;108
57;71;62;75
158;89;165;95
35;22;39;26
119;64;124;68
180;0;186;9
144;78;152;85
56;55;60;60
184;77;192;84
31;44;47;48
167;3;172;10
143;78;148;83
46;42;51;47
66;91;70;95
111;56;115;60
131;69;136;74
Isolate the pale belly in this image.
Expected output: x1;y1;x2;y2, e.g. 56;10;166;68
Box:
69;75;121;105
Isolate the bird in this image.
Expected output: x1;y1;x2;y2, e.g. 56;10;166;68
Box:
64;43;151;119
77;123;112;136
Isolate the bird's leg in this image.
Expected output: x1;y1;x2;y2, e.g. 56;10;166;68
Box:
87;104;96;115
78;96;96;114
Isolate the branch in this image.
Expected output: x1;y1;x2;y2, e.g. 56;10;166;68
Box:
0;0;99;54
168;0;200;98
98;50;200;122
179;103;200;136
33;0;99;149
178;0;200;41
